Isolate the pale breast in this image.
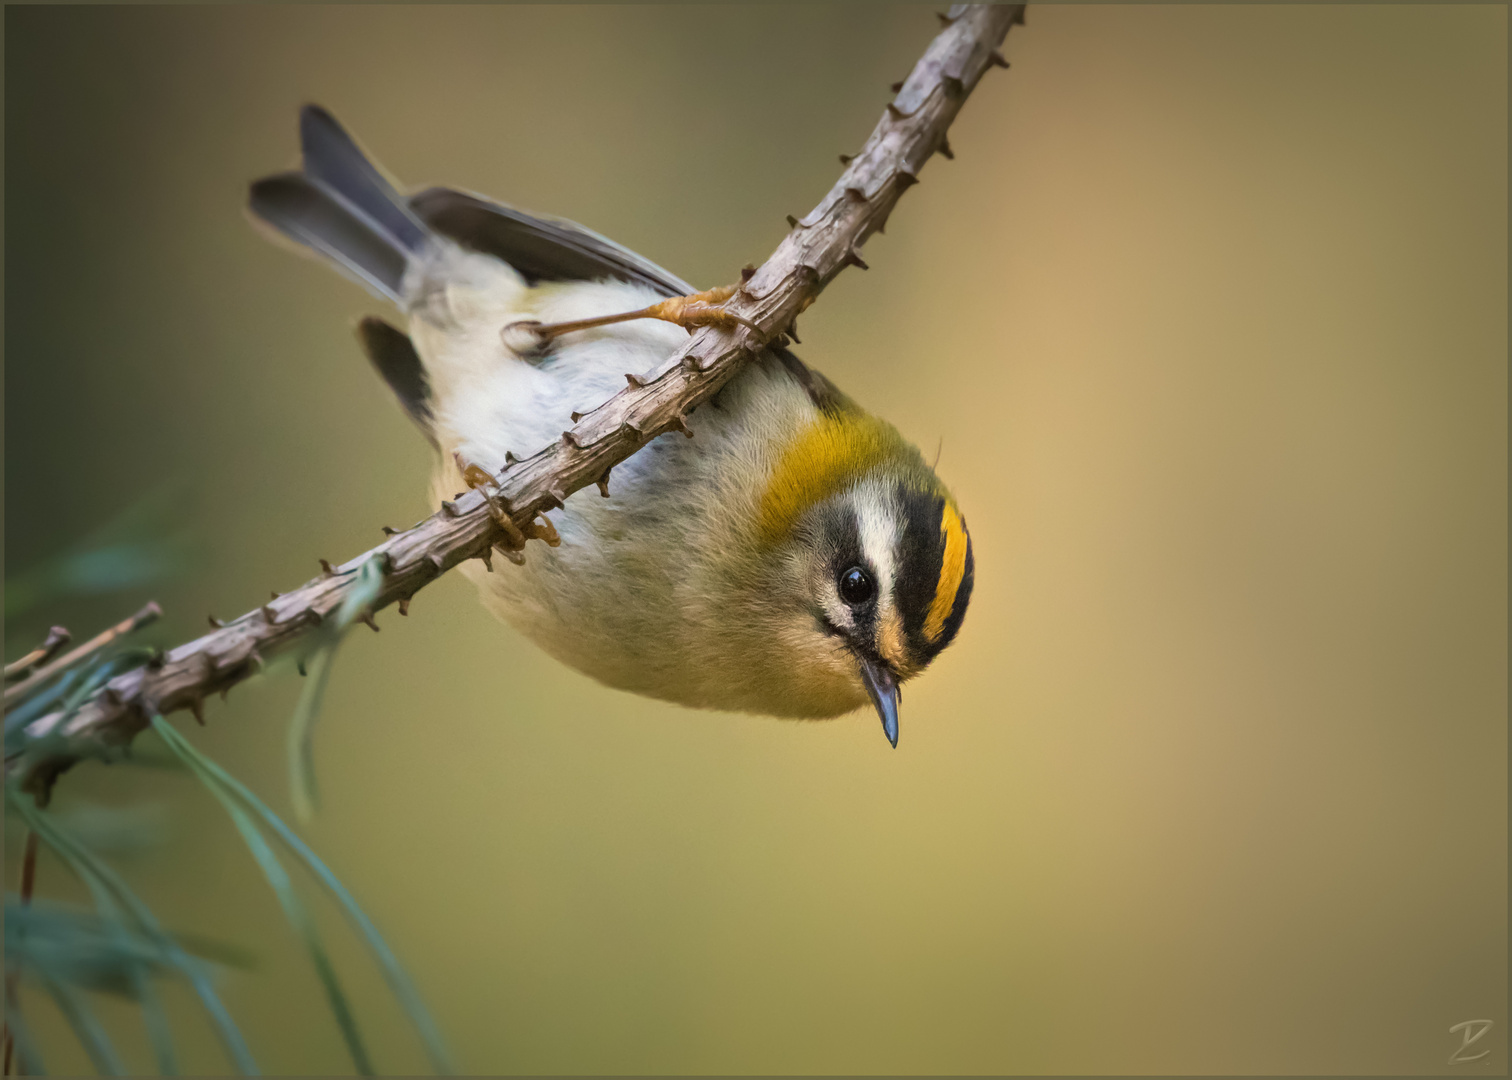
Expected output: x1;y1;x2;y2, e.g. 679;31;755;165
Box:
412;271;822;712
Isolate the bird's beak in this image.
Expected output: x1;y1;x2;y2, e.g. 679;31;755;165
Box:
858;658;900;748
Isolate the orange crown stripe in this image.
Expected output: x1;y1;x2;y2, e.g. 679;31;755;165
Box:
924;503;968;642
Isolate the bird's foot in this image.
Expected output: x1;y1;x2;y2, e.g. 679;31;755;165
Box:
641;285;758;334
456;456;529;563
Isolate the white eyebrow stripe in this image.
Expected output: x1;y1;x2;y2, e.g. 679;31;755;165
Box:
851;481;901;626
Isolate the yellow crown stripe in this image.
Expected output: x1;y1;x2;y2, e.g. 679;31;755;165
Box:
924;503;968;643
756;412;899;545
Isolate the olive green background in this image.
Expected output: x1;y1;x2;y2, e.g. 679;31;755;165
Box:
4;5;1506;1075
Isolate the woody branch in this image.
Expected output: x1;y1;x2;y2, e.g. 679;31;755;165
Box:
9;3;1025;798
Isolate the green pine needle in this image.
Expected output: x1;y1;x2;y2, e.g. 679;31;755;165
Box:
7;790;257;1075
288;555;386;823
152;716;455;1075
152;719;374;1075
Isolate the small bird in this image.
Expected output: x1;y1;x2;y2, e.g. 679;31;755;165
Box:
249;106;973;746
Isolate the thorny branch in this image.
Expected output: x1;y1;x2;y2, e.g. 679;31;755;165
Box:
8;3;1026;799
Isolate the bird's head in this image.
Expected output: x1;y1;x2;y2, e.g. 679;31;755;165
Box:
751;410;974;745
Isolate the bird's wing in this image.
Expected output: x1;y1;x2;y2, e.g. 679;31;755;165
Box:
409;187;696;297
409;187;849;418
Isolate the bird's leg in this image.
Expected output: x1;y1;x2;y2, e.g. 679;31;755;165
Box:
501;285;757;353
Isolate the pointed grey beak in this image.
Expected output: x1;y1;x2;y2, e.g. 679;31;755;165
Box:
859;658;900;748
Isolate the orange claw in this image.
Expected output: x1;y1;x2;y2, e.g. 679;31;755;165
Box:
460;461;495;490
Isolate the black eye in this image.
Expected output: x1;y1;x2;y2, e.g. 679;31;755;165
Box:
838;566;875;606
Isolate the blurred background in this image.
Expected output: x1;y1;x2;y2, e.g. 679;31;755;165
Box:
4;4;1506;1074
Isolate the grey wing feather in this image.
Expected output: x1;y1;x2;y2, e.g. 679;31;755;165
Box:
409;187;696;297
356;317;435;445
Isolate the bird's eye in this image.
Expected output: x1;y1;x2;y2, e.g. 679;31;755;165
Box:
838;566;875;606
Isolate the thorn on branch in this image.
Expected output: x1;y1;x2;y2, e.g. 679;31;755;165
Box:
936;10;957;26
989;50;1010;69
208;615;225;629
886;103;905;120
248;650;266;673
740;264;756;283
667;416;694;438
787;320;802;344
569;411;584;423
890;80;905;92
189;698;205;725
625;372;646;388
428;553;446;573
440;500;459;517
382;525;398;536
845;245;870;271
261;604;278;623
839;153;852;165
786;215;799;228
297;661;308;677
359;612;381;632
319;559;336;577
561;431;581;449
596;471;612;498
398;597;411;616
1013;7;1026;26
896;167;920;190
937;136;955;160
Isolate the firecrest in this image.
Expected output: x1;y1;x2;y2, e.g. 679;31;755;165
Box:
249;106;973;746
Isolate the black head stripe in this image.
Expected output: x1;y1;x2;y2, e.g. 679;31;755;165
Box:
891;485;972;666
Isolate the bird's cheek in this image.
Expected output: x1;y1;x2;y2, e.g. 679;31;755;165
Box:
875;608;912;673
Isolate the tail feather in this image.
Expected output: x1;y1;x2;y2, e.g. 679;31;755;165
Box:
249;173;411;300
298;106;430;255
248;106;431;302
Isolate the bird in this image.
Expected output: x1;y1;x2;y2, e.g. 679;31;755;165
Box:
248;105;973;747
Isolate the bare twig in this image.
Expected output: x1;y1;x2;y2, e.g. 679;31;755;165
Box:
7;3;1025;799
1;829;40;1075
4;628;72;683
3;604;161;711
